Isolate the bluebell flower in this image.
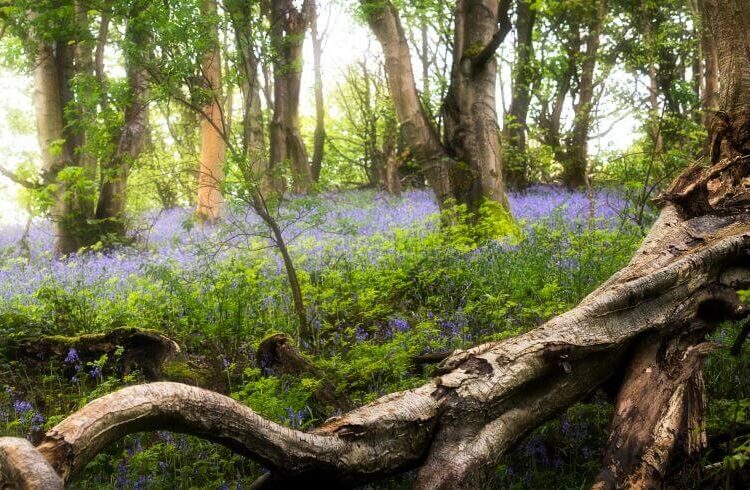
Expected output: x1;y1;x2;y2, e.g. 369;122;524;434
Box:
115;461;128;489
64;348;79;364
13;400;33;414
389;317;410;332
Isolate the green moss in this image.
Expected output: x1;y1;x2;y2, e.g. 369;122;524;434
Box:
162;359;208;386
463;41;484;58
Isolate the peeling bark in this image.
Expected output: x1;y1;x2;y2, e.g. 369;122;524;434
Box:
0;437;63;489
594;334;711;489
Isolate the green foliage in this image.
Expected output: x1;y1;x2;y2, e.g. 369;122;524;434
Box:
440;199;520;251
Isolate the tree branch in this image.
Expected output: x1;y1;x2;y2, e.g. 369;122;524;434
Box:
471;0;513;72
0;166;42;189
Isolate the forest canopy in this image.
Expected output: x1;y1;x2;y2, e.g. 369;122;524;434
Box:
1;0;750;488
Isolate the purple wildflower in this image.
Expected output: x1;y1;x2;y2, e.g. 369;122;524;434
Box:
64;348;79;364
389;317;410;332
13;400;32;414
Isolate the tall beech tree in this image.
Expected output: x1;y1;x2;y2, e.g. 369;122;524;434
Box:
195;0;226;223
362;0;512;212
264;0;313;194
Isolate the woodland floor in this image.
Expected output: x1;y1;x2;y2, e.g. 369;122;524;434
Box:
1;187;748;488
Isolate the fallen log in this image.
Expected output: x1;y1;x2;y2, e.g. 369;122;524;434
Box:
3;327;179;381
257;333;351;411
4;173;750;486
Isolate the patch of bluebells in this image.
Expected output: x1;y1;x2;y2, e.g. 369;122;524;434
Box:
8;397;45;435
0;188;628;307
389;317;410;333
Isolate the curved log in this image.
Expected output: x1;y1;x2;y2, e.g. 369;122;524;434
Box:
0;437;63;489
34;381;440;486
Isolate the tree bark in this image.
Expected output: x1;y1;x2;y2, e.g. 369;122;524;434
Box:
443;0;511;209
562;0;605;188
363;0;511;212
594;334;709;489
31;26;97;255
266;0;313;194
196;0;226;223
311;0;326;183
95;4;150;238
503;0;537;189
0;437;63;489
701;0;750;162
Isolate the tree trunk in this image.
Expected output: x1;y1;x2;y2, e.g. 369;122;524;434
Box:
363;0;511;212
362;0;452;205
32;36;96;255
95;5;150;238
311;0;326;183
228;0;269;192
503;0;537;189
702;0;750;161
443;0;511;209
196;0;226;223
383;114;402;195
266;0;313;194
562;0;605;188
